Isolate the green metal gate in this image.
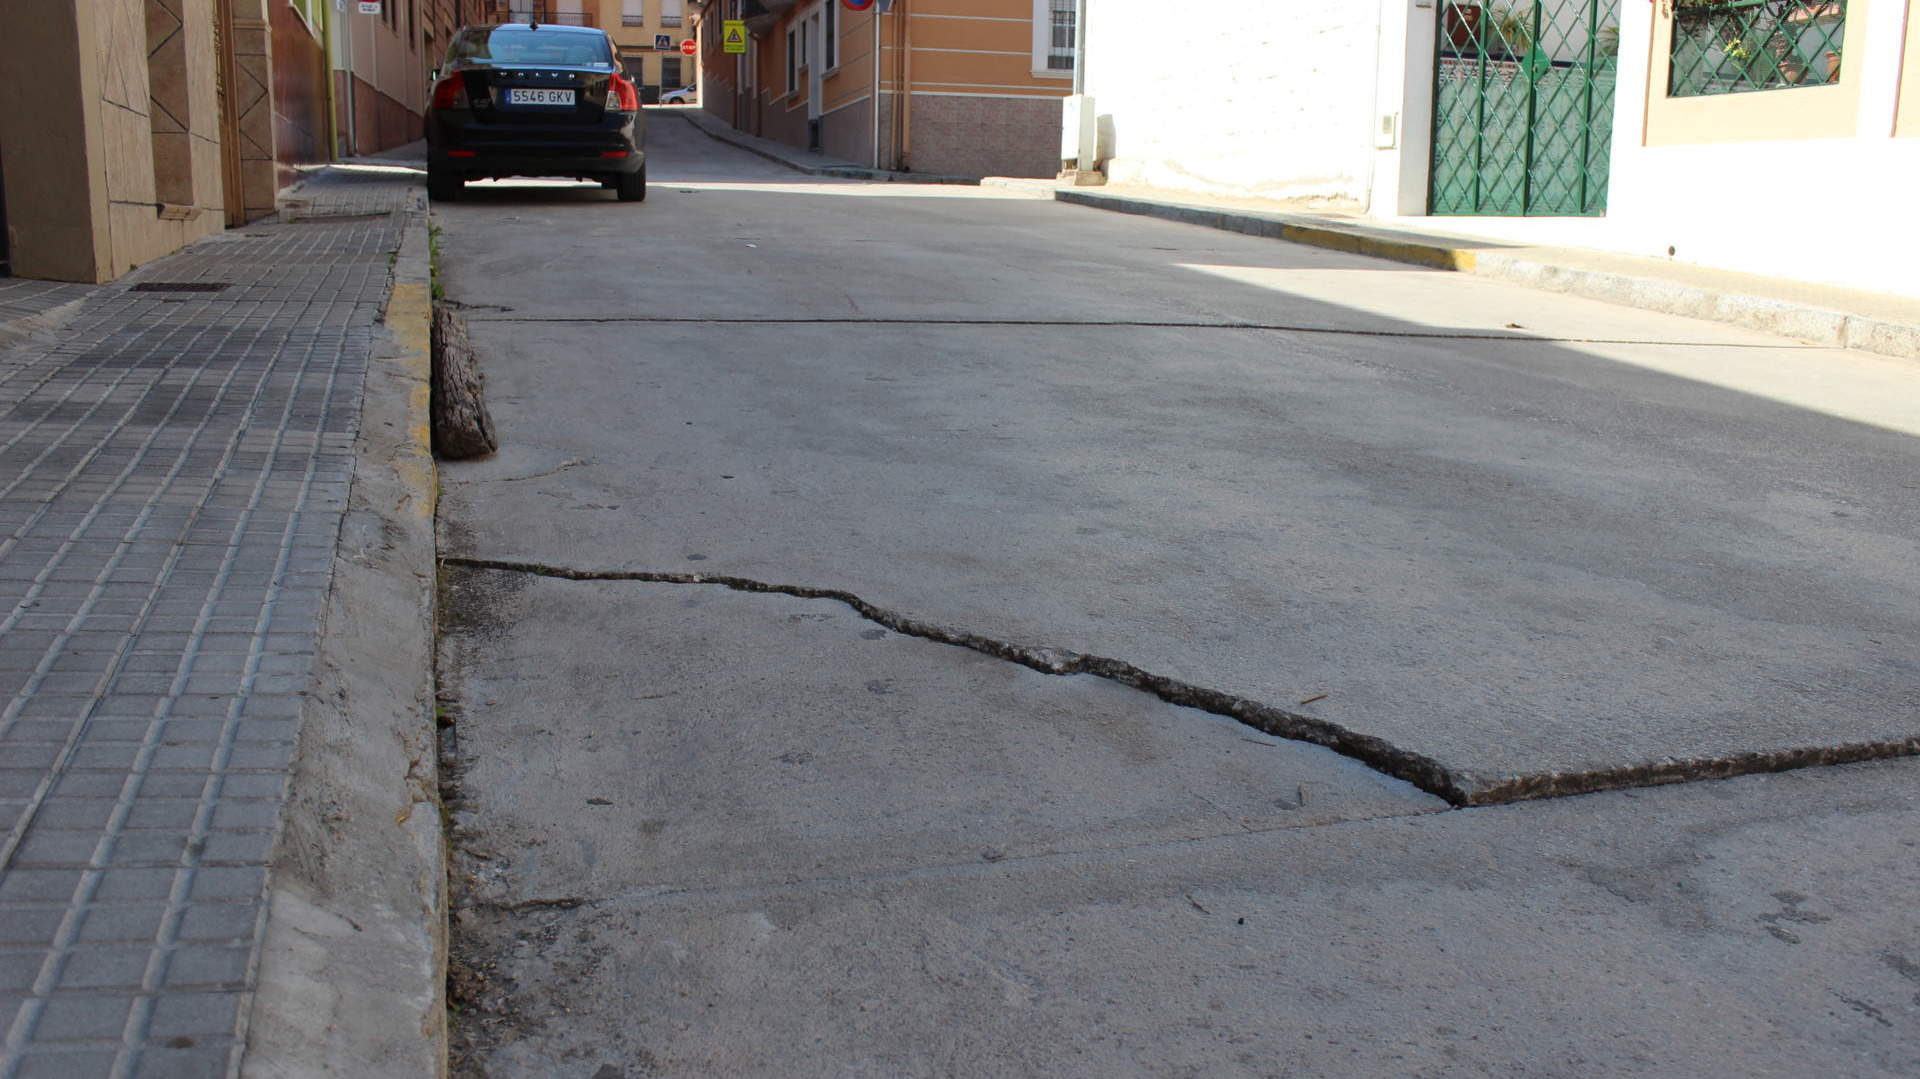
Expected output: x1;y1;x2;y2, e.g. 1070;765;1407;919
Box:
1430;0;1619;216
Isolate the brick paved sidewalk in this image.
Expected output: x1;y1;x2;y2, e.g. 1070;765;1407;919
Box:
0;165;424;1078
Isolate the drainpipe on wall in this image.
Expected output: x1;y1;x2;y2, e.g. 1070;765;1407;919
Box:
870;5;880;169
899;0;911;170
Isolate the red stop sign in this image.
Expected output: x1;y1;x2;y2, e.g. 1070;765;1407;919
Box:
680;38;697;55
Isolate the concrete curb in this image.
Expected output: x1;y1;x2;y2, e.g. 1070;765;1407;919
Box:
241;206;447;1077
669;109;979;185
1052;188;1920;361
0;296;92;352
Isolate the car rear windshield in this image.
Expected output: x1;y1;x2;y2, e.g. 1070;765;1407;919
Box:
447;27;614;67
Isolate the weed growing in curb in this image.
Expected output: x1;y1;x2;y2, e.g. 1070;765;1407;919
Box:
428;220;446;301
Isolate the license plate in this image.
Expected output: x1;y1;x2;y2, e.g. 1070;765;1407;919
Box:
506;87;575;106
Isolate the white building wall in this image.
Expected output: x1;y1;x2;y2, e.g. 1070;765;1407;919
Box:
1603;0;1919;295
1372;0;1920;297
1082;0;1383;203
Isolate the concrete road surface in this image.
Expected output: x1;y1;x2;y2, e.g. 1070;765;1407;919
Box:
432;115;1920;1076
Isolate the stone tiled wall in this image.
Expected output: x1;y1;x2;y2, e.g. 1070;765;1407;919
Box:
227;6;279;221
0;3;109;281
906;94;1059;178
109;0;225;277
0;1;227;282
148;0;194;205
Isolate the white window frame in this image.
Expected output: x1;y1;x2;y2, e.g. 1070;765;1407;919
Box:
1030;0;1076;79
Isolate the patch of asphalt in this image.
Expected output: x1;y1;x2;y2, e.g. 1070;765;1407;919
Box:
439;557;1920;807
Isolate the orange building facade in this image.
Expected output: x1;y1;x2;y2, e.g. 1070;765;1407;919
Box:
694;0;1074;177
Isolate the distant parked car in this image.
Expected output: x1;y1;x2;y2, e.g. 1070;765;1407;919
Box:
426;22;647;202
660;85;698;105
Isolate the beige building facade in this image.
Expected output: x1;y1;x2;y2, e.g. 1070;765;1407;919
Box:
0;0;345;284
604;0;699;100
694;0;1074;177
0;1;230;282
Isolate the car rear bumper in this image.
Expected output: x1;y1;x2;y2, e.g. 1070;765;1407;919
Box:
429;146;645;179
428;115;644;178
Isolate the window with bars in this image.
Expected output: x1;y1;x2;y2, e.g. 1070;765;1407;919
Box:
1669;0;1845;96
662;56;682;87
1048;0;1076;70
623;0;644;26
661;0;683;27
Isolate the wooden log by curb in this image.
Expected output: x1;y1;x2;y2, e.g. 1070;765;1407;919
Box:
431;305;499;459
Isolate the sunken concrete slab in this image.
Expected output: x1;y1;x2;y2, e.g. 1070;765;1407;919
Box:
449;746;1920;1078
438;570;1444;906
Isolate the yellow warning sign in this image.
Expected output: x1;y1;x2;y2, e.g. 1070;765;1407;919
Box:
723;19;747;54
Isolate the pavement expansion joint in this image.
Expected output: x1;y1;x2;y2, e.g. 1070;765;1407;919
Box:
442;556;1920;809
459;315;1818;349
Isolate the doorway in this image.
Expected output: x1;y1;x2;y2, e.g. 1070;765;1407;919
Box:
806;11;822;150
0;145;10;277
1430;0;1619;216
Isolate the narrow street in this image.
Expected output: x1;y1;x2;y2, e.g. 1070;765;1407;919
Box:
432;115;1920;1077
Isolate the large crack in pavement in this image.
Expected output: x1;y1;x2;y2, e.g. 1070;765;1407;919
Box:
443;556;1920;807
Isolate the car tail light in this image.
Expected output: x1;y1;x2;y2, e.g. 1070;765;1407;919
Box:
606;73;639;113
431;75;469;110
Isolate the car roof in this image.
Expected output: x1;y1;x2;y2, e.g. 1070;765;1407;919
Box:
472;22;606;35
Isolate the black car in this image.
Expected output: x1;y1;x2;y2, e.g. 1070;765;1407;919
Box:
426;22;646;202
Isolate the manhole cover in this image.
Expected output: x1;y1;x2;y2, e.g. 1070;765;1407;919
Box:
130;282;230;293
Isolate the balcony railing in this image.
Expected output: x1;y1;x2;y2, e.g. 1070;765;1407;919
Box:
484;2;597;26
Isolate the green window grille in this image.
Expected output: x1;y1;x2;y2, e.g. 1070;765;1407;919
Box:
1431;0;1620;216
1669;0;1846;97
